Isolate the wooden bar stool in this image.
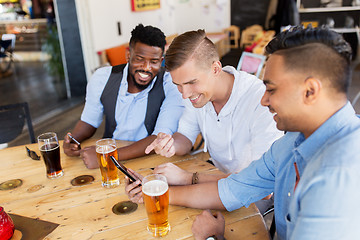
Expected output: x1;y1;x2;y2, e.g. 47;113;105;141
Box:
224;25;240;49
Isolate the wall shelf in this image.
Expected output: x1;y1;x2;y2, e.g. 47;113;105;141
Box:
299;6;360;13
331;28;358;33
296;0;360;30
296;0;360;60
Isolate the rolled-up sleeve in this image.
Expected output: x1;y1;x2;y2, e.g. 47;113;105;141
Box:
152;72;185;136
81;67;112;128
218;148;276;211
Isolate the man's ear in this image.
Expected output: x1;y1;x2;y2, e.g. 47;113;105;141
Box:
212;60;222;75
303;77;322;104
126;48;130;62
160;56;164;65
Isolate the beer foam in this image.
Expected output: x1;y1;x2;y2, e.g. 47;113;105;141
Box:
40;143;59;151
142;180;168;196
96;145;116;154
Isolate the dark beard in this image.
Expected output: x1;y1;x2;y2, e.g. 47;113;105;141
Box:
130;71;154;91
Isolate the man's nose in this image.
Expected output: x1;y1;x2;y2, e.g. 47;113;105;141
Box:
142;60;151;71
177;85;190;99
260;91;269;107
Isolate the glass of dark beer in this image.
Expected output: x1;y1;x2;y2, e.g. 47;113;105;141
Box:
37;132;63;179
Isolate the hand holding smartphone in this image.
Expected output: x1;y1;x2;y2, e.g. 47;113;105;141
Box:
110;156;141;185
67;133;81;150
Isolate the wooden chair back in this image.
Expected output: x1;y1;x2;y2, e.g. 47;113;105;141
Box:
0;102;35;144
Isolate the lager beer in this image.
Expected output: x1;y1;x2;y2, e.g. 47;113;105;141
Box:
96;139;119;188
142;174;170;237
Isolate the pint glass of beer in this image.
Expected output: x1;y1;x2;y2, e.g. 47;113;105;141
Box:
142;174;170;237
95;139;119;188
37;132;63;179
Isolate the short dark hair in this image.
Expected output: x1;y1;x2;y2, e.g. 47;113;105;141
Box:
129;24;166;52
165;29;219;71
265;26;352;94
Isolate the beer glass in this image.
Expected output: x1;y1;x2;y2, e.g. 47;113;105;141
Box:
95;138;119;188
37;132;63;179
142;174;170;237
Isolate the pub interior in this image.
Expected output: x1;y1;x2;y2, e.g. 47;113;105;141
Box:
1;0;360;239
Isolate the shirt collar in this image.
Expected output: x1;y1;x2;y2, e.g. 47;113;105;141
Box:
120;63;158;96
205;66;239;117
295;102;355;162
220;66;239;117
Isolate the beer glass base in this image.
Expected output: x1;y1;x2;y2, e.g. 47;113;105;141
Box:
47;170;64;179
147;223;170;237
102;179;120;188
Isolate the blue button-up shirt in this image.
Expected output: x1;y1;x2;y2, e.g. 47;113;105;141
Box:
219;102;360;239
81;64;184;141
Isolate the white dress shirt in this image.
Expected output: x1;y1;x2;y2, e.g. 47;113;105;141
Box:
178;66;283;173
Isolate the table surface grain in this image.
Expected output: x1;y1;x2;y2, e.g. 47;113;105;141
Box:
0;139;269;239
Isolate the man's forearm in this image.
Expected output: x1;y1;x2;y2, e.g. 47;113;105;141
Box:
72;120;97;142
173;132;193;155
169;182;226;210
117;135;157;161
197;173;229;184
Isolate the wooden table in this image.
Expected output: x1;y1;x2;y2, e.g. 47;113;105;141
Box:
0;139;270;239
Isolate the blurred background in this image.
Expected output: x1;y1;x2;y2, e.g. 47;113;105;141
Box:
0;0;359;148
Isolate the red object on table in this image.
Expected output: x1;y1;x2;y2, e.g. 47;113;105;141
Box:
0;207;14;240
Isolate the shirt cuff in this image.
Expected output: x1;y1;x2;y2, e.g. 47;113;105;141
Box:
152;127;175;136
218;177;245;212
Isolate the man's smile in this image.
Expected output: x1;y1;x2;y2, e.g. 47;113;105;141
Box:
190;94;201;103
138;72;151;80
269;108;277;120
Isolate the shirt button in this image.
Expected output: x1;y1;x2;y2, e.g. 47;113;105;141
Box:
288;192;291;197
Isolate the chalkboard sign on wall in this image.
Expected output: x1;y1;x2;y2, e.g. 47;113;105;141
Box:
231;0;271;31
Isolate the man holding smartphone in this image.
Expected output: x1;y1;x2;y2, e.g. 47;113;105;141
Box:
63;24;184;169
126;27;360;239
142;29;282;214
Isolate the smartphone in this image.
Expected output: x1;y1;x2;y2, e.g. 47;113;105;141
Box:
67;133;81;149
110;156;140;185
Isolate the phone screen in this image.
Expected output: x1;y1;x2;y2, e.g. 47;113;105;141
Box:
67;133;81;149
110;156;140;184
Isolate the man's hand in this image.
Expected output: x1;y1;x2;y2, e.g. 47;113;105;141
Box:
145;132;175;158
154;163;192;185
80;146;99;169
124;169;144;204
63;132;81;157
192;210;225;240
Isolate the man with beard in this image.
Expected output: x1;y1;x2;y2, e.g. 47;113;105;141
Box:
63;24;184;169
